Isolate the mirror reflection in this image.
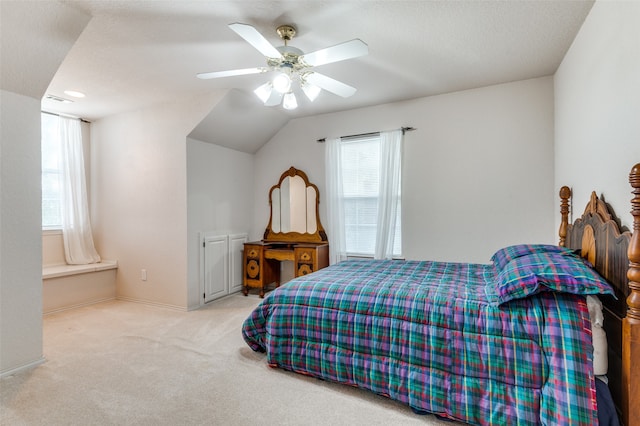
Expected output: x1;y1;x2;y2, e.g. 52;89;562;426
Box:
265;167;326;243
272;189;281;233
306;187;317;233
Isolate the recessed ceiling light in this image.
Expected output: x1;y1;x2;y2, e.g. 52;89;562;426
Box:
64;90;85;98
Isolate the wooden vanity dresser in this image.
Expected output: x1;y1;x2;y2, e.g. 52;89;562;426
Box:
243;167;329;297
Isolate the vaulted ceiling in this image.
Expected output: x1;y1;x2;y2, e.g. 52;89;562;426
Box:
16;1;595;152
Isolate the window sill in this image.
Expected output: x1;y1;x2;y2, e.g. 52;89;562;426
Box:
43;260;118;279
42;229;62;235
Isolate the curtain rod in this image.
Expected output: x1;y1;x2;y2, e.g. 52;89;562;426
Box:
41;110;91;123
316;126;416;143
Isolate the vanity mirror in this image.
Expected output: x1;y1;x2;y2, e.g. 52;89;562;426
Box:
265;167;327;242
243;167;329;297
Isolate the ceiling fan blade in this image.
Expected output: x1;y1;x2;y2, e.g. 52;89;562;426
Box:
229;23;283;59
306;72;357;98
197;67;265;79
301;39;368;67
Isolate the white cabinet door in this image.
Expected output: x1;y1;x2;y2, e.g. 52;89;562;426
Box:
202;234;228;303
229;233;248;294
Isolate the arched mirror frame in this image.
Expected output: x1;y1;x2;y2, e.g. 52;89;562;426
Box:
264;167;327;243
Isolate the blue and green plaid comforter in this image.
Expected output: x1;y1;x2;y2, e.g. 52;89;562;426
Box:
242;259;598;425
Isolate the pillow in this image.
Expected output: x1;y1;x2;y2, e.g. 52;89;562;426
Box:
587;295;608;376
491;251;614;305
490;244;580;270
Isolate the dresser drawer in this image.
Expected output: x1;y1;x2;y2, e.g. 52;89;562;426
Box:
295;248;316;264
294;246;324;277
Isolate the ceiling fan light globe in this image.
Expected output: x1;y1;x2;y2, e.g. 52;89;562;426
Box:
254;82;273;103
272;73;291;93
302;83;321;102
283;92;298;110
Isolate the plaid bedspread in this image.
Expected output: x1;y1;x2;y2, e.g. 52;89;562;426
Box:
242;259;597;425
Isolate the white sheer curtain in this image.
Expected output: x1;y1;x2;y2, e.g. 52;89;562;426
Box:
59;117;101;264
325;130;403;262
324;137;347;264
374;129;403;259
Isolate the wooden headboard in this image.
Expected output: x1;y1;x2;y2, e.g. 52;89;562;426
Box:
558;163;640;426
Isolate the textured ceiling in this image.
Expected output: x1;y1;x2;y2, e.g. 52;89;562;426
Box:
26;0;595;152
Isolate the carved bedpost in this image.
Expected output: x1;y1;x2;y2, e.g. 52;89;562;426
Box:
623;163;640;426
559;186;571;247
628;163;640;321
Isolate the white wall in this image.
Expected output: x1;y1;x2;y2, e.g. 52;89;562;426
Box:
186;138;254;309
0;91;44;374
555;0;640;230
254;77;556;264
90;92;224;310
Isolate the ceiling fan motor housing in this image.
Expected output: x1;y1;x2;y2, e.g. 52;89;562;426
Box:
269;45;305;74
273;25;303;70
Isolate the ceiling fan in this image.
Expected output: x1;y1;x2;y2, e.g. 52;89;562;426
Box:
197;23;368;110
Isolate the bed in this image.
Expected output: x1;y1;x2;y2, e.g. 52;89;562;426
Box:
242;163;640;425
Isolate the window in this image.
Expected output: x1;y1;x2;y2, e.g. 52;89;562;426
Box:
340;135;402;257
41;113;100;263
41;113;63;229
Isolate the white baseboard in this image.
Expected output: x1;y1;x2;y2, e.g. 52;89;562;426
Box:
0;357;45;379
116;296;188;312
43;297;116;316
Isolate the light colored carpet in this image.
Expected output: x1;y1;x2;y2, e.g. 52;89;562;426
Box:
1;293;459;426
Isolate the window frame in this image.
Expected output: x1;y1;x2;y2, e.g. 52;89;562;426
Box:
339;135;402;258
